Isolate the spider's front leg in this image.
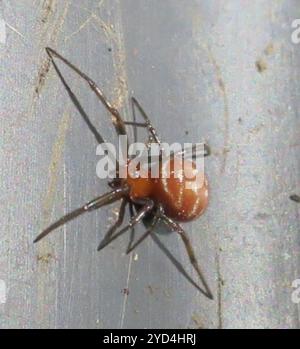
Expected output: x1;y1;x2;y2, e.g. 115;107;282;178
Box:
34;186;129;243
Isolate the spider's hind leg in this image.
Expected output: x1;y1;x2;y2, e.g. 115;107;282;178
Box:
157;213;213;300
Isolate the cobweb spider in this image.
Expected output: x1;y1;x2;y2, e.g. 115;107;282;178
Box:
34;47;213;300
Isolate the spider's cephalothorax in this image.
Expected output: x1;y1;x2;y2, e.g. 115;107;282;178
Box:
34;48;213;299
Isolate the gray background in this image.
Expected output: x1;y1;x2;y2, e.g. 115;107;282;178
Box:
0;0;299;329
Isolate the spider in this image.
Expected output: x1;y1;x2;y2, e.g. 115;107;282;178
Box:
34;47;213;300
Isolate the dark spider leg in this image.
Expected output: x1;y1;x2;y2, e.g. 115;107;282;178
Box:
160;214;213;300
129;99;210;156
175;143;210;159
204;143;211;157
46;48;105;145
124;121;147;128
126;215;159;254
179;230;213;299
34;187;128;243
100;198;127;246
150;233;212;299
46;47;127;138
131;97;161;144
126;204;162;254
130;96;138;144
97;198;154;251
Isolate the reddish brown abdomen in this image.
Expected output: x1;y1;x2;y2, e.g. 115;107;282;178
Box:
153;159;208;221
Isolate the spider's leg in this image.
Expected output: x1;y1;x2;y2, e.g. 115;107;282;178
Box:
204;143;211;157
126;204;162;254
160;213;213;299
129;99;210;155
46;48;104;145
174;143;210;160
178;228;213;299
34;187;128;243
130;96;138;144
97;198;154;251
126;215;159;254
124;121;147;128
150;232;212;299
101;198;127;245
46;47;127;137
131;97;161;144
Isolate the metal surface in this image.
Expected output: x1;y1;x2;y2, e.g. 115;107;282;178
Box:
0;0;299;329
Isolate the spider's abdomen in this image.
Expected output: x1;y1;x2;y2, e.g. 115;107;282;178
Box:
126;158;208;222
153;158;209;222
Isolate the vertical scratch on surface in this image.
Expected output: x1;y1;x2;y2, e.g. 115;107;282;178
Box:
40;0;57;26
62;162;68;327
34;1;71;327
110;20;129;113
36;109;71;327
215;250;223;329
79;0;133;328
41;109;71;225
114;1;133;328
62;162;67;283
91;1;130;112
67;0;130;112
192;12;229;174
194;38;226;327
109;1;132;329
82;10;132;328
47;0;71;42
205;46;230;174
120;253;133;329
27;0;71;121
34;58;51;96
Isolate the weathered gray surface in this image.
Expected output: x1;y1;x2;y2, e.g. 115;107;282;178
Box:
0;0;299;329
